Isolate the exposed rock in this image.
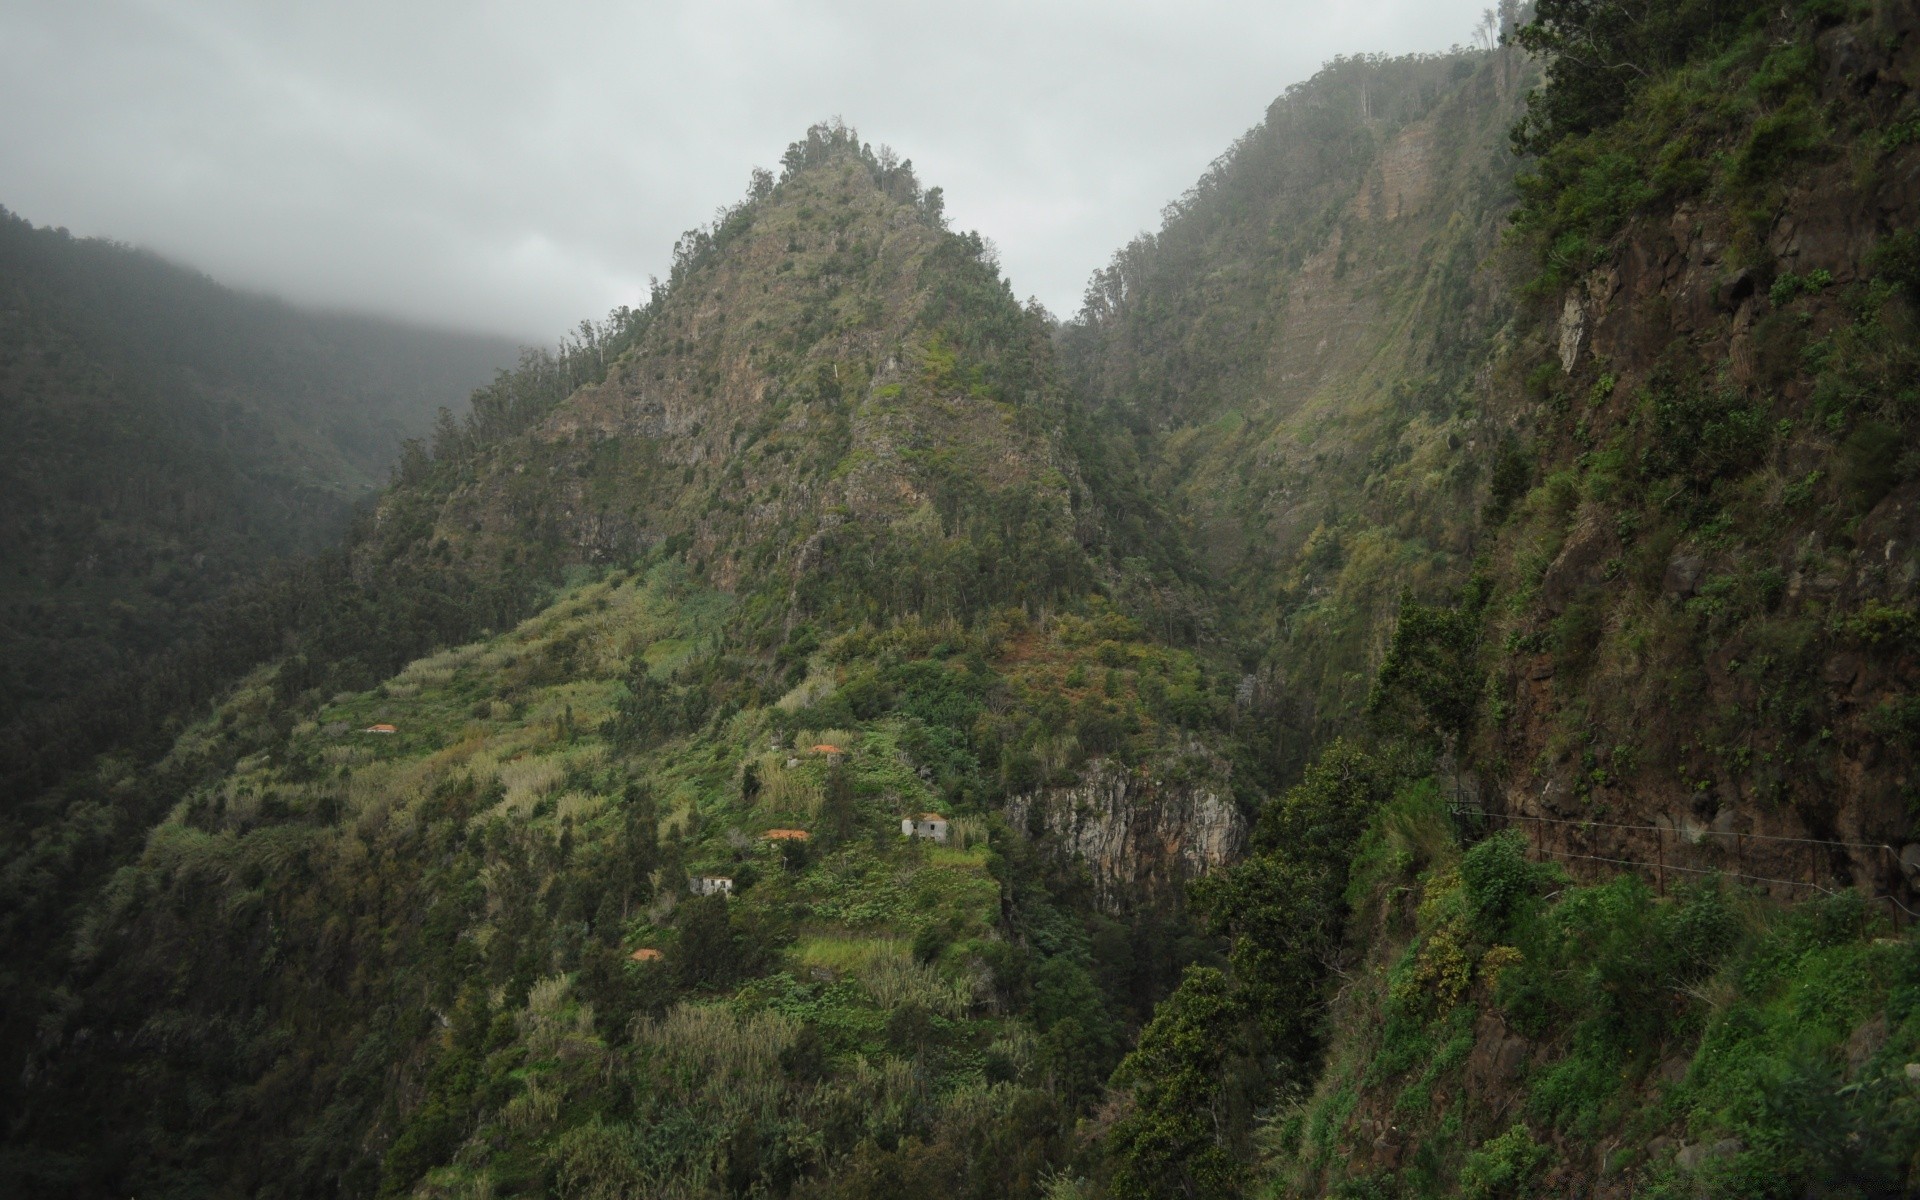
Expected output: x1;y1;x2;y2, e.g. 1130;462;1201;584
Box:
1557;292;1586;372
1464;1012;1530;1095
1663;553;1707;598
1676;1138;1742;1171
1351;122;1437;222
1818;24;1874;94
1006;754;1245;912
1846;1015;1888;1069
1234;673;1257;710
1540;518;1613;615
1719;265;1757;310
1823;653;1863;687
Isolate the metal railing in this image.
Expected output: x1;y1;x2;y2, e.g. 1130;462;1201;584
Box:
1448;804;1917;925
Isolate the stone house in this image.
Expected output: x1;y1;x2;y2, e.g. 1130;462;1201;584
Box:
690;875;734;897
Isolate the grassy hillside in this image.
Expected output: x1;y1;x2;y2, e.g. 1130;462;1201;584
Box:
4;559;1248;1197
1260;784;1918;1198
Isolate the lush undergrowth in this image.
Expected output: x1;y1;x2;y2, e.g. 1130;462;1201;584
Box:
1058;41;1534;770
1078;1;1920;1196
4;554;1251;1198
6;3;1919;1197
1265;787;1920;1198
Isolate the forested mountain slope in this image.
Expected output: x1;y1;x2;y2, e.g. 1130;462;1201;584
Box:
0;126;1259;1200
1061;43;1535;770
1065;2;1920;1198
405;142;1089;615
0;208;521;733
6;2;1920;1197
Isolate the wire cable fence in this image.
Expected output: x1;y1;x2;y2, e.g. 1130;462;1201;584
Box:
1448;804;1918;926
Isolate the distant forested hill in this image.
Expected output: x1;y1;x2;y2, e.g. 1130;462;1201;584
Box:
0;206;522;733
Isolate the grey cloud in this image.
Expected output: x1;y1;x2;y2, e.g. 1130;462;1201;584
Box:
1;0;1491;341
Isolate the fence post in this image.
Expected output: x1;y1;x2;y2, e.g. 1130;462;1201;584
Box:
1882;846;1907;930
1655;823;1665;897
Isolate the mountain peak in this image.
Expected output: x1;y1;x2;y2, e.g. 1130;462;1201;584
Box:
419;121;1082;617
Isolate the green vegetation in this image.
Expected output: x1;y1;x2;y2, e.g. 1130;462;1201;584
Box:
1086;0;1918;1194
0;206;519;779
1510;1;1865;287
0;555;1212;1197
0;126;1240;1199
1059;43;1533;774
1368;587;1487;755
1509;0;1770;156
1486;0;1920;819
5;0;1919;1194
1268;787;1919;1199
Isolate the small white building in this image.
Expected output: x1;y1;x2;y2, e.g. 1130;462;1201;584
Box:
901;813;949;843
690;875;734;897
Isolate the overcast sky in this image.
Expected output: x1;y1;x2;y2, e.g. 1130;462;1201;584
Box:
2;0;1488;343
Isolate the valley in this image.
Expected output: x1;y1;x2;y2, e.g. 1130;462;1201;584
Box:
3;2;1919;1197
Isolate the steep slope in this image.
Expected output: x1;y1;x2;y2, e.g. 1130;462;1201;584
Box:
1287;8;1920;1186
1061;44;1537;772
0;127;1254;1200
1072;4;1920;1199
1472;0;1920;901
0;207;522;732
10;4;1920;1196
349;127;1145;655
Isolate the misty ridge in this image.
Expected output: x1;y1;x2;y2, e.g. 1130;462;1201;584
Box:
3;2;1920;1199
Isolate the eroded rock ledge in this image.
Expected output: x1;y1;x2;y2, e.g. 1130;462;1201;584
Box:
1006;753;1246;912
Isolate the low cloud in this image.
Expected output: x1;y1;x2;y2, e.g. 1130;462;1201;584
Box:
2;0;1488;340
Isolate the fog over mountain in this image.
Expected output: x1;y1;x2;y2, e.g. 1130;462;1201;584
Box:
2;0;1486;339
6;3;1920;1197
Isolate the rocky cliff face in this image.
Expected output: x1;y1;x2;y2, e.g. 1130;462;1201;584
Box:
1006;752;1245;911
1479;2;1920;917
1099;9;1920;1197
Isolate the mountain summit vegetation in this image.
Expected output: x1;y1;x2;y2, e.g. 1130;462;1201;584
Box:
4;3;1920;1198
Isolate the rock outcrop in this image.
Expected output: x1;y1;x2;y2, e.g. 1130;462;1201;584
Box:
1006;754;1245;912
1484;5;1920;917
